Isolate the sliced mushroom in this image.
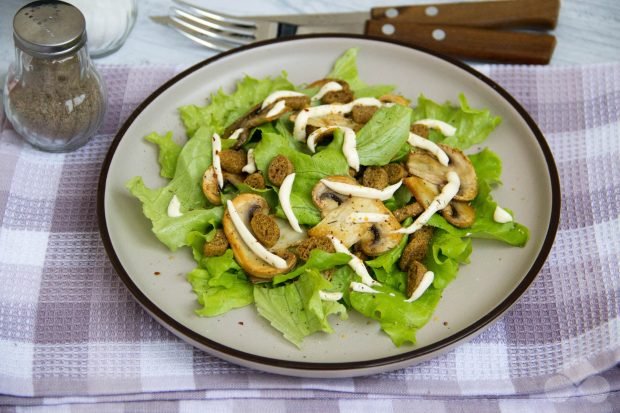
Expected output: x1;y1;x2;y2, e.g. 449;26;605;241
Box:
309;185;403;255
406;144;477;201
358;207;403;257
271;217;307;252
379;94;411;106
226;96;311;148
222;171;244;187
311;175;357;216
441;200;475;228
202;166;221;205
222;194;296;280
305;113;360;133
406;260;428;299
403;176;439;209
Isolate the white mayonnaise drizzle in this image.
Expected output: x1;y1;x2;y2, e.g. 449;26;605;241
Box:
266;99;287;118
347;212;390;224
294;98;383;141
241;148;256;174
350;282;381;294
320;179;402;201
261;90;306;109
307;126;360;171
167;195;183;218
311;82;343;101
327;235;379;286
319;290;343;301
404;271;435;302
414;119;457;137
228;128;244;140
279;173;302;233
396;171;461;234
211;133;224;189
226;200;288;269
493;206;513;223
408;132;450;166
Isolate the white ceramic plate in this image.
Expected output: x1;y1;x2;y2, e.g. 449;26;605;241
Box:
98;35;560;377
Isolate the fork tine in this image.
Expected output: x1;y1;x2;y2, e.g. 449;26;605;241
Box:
170;13;253;47
164;17;236;52
172;0;257;28
172;8;256;38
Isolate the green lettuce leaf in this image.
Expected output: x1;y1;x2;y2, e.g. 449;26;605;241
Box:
253;130;350;226
272;250;351;285
427;148;529;246
411;94;501;150
425;229;472;289
349;282;442;346
254;270;347;347
187;249;254;317
327;48;394;97
180;74;294;137
145;131;182;179
126;127;223;250
356;105;413;166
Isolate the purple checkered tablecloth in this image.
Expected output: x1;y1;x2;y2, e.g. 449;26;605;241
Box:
0;64;618;412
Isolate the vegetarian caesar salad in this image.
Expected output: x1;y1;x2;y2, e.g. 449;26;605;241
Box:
127;48;529;348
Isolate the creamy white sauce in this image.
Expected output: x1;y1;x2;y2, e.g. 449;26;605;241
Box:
350;282;381;294
241;148;256;174
306;126;359;171
167;195;183;218
228;128;244;141
408;132;450;166
226;200;288;269
261;90;305;109
493;205;513;223
414;119;457;137
211;133;224;189
405;271;434;302
396;171;461;234
293;98;384;142
311;81;343;101
320;179;402;201
319;290;343;301
347;212;390;224
327;235;379;286
266;99;287;118
279;173;302;233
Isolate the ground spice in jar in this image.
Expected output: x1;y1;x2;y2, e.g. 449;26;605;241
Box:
7;53;104;143
4;1;107;152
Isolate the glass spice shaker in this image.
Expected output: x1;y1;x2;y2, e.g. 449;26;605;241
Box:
3;0;107;153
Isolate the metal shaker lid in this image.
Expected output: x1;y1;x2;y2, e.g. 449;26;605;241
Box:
13;1;86;58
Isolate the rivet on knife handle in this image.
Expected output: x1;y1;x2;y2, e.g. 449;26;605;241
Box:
371;0;560;30
364;22;557;65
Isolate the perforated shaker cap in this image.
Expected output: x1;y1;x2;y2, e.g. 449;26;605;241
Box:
13;1;86;58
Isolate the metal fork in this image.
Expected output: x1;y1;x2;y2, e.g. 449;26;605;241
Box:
153;0;559;64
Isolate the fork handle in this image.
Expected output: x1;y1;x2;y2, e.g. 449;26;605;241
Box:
371;0;560;30
364;23;556;64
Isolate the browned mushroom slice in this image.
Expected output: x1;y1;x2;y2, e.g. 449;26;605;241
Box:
406;260;428;298
403;176;440;209
201;166;221;205
306;113;360;132
226;96;311;148
441;200;475;228
399;226;434;271
222;194;296;280
406;144;478;201
379;94;411;106
358;208;403;257
311;175;357;216
308;197;373;247
222;171;244;187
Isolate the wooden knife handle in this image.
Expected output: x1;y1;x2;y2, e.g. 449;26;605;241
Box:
365;22;556;64
371;0;560;30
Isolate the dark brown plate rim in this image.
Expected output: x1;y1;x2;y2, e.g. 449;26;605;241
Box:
97;34;561;373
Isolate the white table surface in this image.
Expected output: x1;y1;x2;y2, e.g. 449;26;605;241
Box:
1;0;619;73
